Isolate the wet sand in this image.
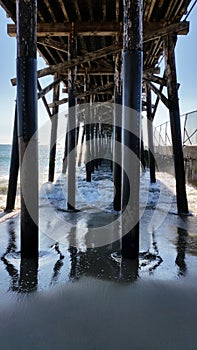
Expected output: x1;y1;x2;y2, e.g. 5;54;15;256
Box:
0;171;197;350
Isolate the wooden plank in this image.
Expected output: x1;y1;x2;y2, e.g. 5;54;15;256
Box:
143;21;189;42
8;21;189;38
8;22;121;37
11;44;121;85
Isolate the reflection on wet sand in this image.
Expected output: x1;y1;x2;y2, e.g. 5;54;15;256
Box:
175;227;188;276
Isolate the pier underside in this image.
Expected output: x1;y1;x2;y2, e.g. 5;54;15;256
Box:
0;0;194;259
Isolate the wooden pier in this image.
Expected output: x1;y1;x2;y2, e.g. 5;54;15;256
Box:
0;0;193;259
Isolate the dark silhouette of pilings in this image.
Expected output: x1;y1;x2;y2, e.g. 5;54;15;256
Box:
62;123;68;174
5;105;19;211
67;25;77;210
113;95;122;211
121;0;143;259
146;84;156;183
90;122;95;173
16;0;38;259
85;99;92;182
164;34;188;214
78;125;85;167
48;73;60;182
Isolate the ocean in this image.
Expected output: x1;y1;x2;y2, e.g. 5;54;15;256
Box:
0;143;196;213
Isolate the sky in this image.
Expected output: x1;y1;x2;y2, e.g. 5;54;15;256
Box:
0;4;197;144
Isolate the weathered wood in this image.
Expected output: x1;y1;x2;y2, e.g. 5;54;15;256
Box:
8;20;189;39
144;79;169;108
11;43;121;85
144;21;189;42
146;84;156;183
38;37;68;53
48;97;68;108
37;80;52;118
8;22;121;37
48;74;60;182
144;67;160;75
11;60;160;87
57;0;69;21
78;125;85;167
38;76;62;99
164;34;188;214
143;73;166;86
152;71;166;119
48;82;114;108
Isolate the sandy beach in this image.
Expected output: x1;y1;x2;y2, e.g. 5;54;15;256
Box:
0;170;197;349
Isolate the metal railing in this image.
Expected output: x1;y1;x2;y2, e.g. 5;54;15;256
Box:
153;110;197;157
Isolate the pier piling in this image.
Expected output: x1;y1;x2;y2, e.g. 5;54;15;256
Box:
164;34;188;214
48;74;60;182
67;24;77;210
6;105;19;211
121;0;143;259
16;0;38;259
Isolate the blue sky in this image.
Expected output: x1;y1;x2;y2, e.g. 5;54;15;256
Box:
0;4;196;143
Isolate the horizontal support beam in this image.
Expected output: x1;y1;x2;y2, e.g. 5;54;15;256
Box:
8;22;121;37
48;82;114;108
143;21;189;43
75;66;160;76
8;21;189;39
144;80;169;109
12;62;160;86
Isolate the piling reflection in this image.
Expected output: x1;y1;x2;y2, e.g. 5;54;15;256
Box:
1;220;19;291
18;258;38;293
175;227;188;277
50;242;65;285
1;219;38;293
68;241;139;283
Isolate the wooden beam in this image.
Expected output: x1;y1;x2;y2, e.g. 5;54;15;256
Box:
143;73;166;85
37;76;62;99
37;80;52;118
11;44;121;85
152;71;166;119
12;64;161;86
8;22;121;37
48;82;114;108
143;21;189;43
8;20;189;38
144;79;169;108
144;67;160;75
38;38;68;53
